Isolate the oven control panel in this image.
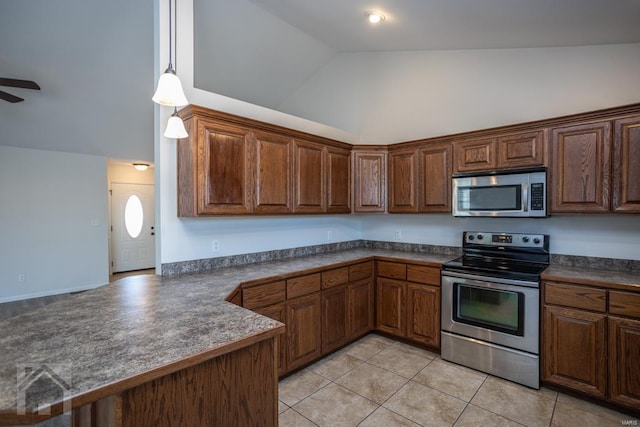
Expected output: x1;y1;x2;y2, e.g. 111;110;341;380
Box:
464;232;547;249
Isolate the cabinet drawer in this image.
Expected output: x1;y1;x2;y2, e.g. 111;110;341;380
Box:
544;282;606;312
243;281;286;309
377;261;406;280
349;261;372;282
407;265;440;286
287;273;321;299
609;291;640;319
322;267;349;289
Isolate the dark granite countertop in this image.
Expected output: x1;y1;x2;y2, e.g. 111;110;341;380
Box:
542;265;640;292
0;248;452;416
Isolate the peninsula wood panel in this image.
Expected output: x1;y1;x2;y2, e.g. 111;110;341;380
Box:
418;143;452;212
613;115;640;212
120;339;277;427
255;303;287;377
388;149;418;212
497;130;546;169
352;150;386;212
454;138;497;172
550;121;612;213
253;131;293;214
293;139;325;213
542;305;607;398
326;146;352;213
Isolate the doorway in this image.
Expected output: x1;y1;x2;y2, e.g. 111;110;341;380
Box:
110;183;155;273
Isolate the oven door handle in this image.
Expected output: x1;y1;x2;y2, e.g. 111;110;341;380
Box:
441;270;539;288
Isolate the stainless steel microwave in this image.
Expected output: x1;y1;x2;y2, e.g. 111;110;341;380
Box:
452;168;547;217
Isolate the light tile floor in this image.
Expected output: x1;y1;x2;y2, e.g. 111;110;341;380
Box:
278;334;639;427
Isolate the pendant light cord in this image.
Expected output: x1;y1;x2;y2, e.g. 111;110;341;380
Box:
168;0;173;71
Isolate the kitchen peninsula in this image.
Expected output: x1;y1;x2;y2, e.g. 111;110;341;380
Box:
0;248;452;426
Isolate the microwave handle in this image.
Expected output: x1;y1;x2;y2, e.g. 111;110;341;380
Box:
522;184;529;212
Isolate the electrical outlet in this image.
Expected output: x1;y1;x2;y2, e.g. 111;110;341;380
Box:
394;230;402;240
327;230;333;241
211;240;221;253
17;273;26;283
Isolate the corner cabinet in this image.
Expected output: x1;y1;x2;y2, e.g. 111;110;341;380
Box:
177;105;352;216
352;148;387;213
542;280;640;412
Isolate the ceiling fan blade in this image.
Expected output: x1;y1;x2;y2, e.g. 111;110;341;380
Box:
0;90;24;103
0;78;40;90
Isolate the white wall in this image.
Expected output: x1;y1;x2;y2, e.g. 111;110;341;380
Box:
0;146;109;302
156;0;640;267
361;214;640;260
278;44;640;144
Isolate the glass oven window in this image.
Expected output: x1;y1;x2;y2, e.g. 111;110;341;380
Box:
454;284;524;336
458;185;521;211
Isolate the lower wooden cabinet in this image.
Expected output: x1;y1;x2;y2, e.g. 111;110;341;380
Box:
376;277;406;336
608;316;640;409
321;285;349;353
348;278;373;339
542;280;640;413
287;293;322;371
542;305;607;398
406;283;440;347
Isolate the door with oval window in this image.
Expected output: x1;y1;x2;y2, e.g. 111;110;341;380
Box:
111;183;155;272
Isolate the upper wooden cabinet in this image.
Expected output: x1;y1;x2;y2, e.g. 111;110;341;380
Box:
550;121;612;213
326;146;351;213
177;106;352;216
613;115;640;212
178;118;252;216
418;143;452;212
497;130;546;169
254;130;294;214
388;149;418;213
352;148;387;213
454;137;497;172
293;139;325;214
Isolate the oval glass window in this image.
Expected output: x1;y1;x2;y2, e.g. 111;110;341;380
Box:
124;195;144;239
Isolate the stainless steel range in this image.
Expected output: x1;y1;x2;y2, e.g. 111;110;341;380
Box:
441;231;549;389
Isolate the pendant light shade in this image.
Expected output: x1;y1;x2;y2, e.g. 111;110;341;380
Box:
153;0;188;107
152;68;188;106
164;108;188;139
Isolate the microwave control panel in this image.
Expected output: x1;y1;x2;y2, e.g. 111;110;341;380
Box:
530;183;545;211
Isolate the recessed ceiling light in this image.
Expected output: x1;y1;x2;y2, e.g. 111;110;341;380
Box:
367;11;385;24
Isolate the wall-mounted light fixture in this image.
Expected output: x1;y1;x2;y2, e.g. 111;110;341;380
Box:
153;0;188;138
367;11;385;24
133;163;150;171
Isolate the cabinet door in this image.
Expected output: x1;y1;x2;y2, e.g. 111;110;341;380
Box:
376;277;406;337
418;143;452;212
454;138;497;172
388;149;418;213
497;130;546;169
321;285;349;353
293;139;325;213
550;121;611;213
348;278;373;339
287;293;322;370
252;131;293;214
352;150;386;212
542;305;607;398
406;284;440;348
326;146;351;213
255;303;287;377
609;316;640;409
613;116;640;212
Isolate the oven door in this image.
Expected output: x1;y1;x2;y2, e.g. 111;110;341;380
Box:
441;271;539;354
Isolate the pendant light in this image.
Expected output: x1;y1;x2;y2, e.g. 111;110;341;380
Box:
153;0;188;107
164;107;188;139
